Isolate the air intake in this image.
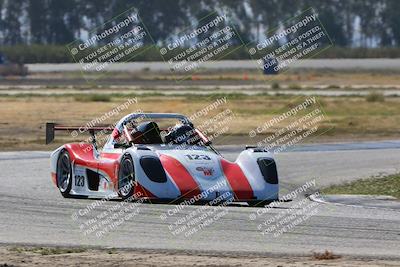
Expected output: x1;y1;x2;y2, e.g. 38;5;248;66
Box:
140;156;167;183
257;158;278;184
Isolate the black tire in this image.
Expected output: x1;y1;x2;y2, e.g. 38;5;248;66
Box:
56;150;72;198
118;154;135;200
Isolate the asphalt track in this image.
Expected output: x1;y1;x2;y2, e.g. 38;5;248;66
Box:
0;141;399;258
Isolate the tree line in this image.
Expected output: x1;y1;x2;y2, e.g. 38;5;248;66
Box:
0;0;399;47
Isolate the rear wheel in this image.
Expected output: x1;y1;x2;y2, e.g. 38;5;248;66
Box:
56;150;72;198
118;154;135;200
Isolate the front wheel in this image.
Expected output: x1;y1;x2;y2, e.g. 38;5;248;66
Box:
56;150;72;198
118;154;135;200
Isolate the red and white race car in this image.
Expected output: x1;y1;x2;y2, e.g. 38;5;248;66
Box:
47;113;279;206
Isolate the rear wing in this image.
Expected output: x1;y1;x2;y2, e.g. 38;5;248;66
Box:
45;122;113;144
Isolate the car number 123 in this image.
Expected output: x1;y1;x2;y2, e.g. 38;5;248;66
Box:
185;154;211;160
75;175;85;187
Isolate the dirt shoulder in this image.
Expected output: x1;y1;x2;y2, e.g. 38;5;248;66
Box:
1;245;399;267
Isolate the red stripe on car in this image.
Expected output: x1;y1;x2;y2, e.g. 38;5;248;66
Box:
159;154;201;198
220;159;254;200
134;182;156;198
51;172;57;186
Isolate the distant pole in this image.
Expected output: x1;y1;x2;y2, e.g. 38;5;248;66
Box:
256;15;262;43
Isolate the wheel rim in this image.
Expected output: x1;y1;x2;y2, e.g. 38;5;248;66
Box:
120;158;134;197
57;153;71;193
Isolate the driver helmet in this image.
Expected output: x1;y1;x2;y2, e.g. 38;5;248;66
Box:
165;123;198;145
134;121;162;144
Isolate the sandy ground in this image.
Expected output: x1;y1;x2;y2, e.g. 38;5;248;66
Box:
1;246;399;267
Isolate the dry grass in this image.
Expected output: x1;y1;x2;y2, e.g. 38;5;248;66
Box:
322;173;400;198
312;250;341;260
29;69;400;87
365;91;385;102
1;94;400;150
165;71;400;88
8;246;87;255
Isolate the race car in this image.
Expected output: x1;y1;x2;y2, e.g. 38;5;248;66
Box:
46;113;279;206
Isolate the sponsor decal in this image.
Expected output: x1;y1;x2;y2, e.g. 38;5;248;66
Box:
196;166;214;176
